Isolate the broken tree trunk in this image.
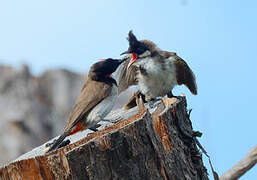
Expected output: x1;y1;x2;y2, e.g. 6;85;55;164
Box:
0;97;209;180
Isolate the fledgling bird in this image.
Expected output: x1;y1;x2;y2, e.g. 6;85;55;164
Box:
45;58;125;153
120;31;197;103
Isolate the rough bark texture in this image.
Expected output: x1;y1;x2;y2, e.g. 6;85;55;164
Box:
0;97;209;180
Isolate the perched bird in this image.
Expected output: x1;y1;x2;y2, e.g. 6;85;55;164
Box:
45;58;125;153
120;31;197;103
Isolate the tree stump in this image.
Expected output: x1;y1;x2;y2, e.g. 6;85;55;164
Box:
0;97;209;180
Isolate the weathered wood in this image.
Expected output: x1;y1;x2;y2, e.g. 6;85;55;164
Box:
0;97;209;180
220;145;257;180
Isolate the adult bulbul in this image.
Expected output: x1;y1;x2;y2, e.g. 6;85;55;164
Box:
46;58;125;153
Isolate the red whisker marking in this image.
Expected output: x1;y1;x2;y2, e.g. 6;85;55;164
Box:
128;53;138;68
99;59;105;61
69;122;84;136
132;53;138;60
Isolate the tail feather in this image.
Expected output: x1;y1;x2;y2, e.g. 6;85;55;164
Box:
46;130;71;153
46;122;86;153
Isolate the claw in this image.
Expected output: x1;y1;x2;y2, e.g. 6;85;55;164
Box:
149;100;155;108
89;124;101;132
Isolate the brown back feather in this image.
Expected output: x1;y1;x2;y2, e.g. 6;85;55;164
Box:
174;56;197;95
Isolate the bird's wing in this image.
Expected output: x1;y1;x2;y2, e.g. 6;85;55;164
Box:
116;59;138;94
46;79;113;152
64;79;112;132
173;55;198;95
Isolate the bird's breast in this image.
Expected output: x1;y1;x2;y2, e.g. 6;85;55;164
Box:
136;57;178;98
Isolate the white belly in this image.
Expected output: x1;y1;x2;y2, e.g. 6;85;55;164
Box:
86;85;118;125
136;57;177;99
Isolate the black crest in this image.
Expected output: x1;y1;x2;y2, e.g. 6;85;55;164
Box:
121;30;148;55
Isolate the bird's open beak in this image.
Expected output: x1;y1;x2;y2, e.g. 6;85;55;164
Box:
120;50;130;56
127;53;138;69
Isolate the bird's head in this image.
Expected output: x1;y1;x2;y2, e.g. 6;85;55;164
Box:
89;58;126;80
121;30;156;69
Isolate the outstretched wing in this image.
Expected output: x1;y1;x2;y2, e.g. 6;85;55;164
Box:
116;58;138;94
173;55;197;95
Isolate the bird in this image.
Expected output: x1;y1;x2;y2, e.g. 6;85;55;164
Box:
45;58;125;153
119;30;197;104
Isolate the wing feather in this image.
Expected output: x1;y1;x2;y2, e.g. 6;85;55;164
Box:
116;59;138;94
64;79;112;132
173;56;198;95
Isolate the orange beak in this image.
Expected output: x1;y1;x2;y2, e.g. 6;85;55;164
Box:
127;53;138;69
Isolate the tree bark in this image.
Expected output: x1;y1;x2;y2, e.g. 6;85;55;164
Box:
0;97;209;180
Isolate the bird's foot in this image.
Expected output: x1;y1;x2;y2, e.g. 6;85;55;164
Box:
167;92;183;100
109;116;123;123
148;98;161;108
88;124;101;132
101;119;111;122
45;139;57;147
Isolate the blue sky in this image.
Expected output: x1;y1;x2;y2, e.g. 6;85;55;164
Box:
0;0;257;179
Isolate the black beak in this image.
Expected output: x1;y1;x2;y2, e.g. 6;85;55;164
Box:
120;50;132;56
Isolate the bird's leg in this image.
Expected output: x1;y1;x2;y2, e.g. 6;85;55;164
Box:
147;97;161;108
167;91;183;100
86;117;103;136
167;91;174;98
167;91;177;116
45;140;55;147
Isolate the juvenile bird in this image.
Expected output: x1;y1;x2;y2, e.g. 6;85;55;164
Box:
120;31;197;104
45;58;125;153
